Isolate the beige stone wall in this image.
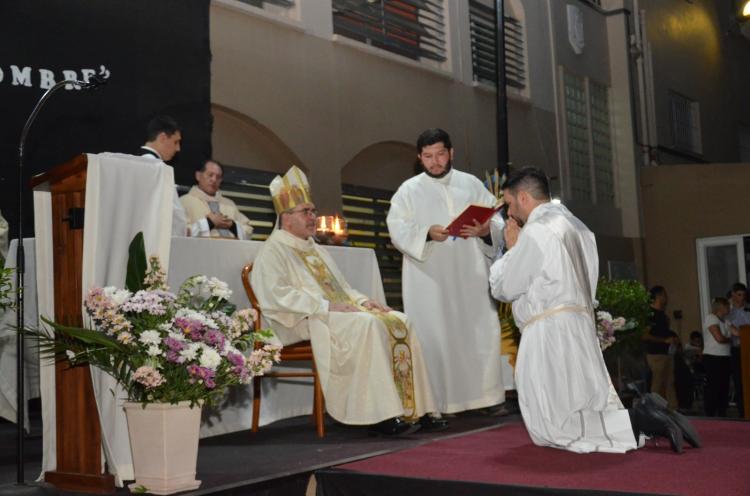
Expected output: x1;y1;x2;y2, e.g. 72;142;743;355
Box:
208;1;642;276
640;163;750;338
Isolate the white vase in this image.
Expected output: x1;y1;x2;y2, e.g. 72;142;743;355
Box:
123;401;202;495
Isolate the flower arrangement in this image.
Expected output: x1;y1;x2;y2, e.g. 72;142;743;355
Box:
595;278;651;354
33;233;280;407
595;310;637;351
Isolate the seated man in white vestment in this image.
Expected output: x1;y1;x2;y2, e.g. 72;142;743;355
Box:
251;166;446;436
138;114;188;236
489;167;701;454
386;128;506;414
180;159;253;239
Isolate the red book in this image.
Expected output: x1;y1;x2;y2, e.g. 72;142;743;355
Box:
445;204;500;237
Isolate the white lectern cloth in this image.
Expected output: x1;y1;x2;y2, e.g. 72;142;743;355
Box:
35;153;174;485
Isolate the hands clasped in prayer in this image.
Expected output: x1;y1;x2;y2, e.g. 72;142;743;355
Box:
206;211;234;230
502;217;520;249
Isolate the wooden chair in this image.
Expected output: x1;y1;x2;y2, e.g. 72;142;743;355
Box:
241;263;326;437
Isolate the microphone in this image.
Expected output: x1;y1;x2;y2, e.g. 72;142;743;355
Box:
79;73;110;90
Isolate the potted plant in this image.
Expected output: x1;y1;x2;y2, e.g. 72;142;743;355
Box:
31;234;280;495
595;278;651;400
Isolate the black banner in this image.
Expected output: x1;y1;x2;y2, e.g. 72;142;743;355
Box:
0;0;212;234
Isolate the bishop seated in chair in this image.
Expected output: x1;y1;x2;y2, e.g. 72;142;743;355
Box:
250;166;446;436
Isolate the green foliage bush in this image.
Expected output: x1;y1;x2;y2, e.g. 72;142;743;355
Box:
596;278;651;354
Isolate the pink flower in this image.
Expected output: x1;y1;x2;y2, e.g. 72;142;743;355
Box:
132;366;165;389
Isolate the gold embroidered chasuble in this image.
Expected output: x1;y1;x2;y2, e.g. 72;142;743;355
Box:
292;247;417;420
250;229;437;425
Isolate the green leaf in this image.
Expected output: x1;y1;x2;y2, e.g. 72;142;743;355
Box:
37;316;129;354
126;232;148;292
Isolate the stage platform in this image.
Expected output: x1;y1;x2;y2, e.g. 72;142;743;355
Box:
0;408;517;495
5;406;747;496
318;418;750;496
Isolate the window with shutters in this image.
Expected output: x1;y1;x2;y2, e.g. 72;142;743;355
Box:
332;0;447;65
469;0;526;90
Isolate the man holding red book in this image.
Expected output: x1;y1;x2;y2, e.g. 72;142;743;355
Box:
387;128;508;414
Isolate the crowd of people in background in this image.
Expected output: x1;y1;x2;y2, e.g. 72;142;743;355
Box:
645;282;746;418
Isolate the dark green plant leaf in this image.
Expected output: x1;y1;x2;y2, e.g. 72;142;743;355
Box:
125;232;147;292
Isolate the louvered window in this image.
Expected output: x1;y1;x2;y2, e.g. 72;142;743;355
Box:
469;0;526;89
332;0;447;64
341;184;403;311
237;0;295;9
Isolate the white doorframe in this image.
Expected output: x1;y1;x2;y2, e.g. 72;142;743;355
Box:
696;234;748;325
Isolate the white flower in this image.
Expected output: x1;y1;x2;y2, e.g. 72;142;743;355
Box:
175;308;219;330
596;311;613;322
103;287;131;306
180;342;200;362
158;322;173;332
117;331;134;344
222;341;237;356
206;277;232;300
66;350;76;361
146;345;163;357
199;347;222;370
168;331;186;342
139;330;162;346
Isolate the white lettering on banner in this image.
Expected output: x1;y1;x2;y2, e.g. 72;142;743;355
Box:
39;69;56;90
0;64;111;90
80;68;96;83
62;70;78;90
11;65;32;87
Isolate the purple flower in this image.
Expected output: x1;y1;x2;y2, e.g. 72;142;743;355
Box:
164;336;186;351
121;290;173;316
203;329;226;350
187;364;216;389
232;365;250;383
227;352;244;367
174;317;205;341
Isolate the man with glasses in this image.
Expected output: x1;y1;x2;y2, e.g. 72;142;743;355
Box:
251;166;446;436
180;159;253;239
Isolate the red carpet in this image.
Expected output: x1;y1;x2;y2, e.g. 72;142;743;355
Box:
335;420;750;495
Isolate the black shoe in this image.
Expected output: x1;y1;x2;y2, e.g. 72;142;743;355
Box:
642;393;702;448
478;402;518;417
368;417;421;437
418;415;449;432
632;401;684;453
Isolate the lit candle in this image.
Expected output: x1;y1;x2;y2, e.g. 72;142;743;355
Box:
333;216;341;235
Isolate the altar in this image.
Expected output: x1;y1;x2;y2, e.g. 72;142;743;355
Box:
0;236;386;439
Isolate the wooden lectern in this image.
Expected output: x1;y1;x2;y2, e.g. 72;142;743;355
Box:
30;154;116;494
